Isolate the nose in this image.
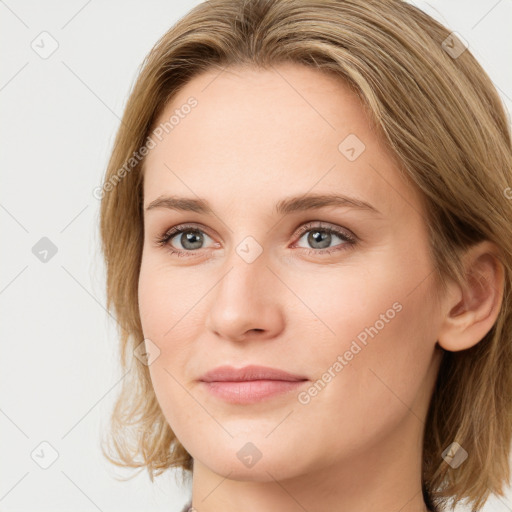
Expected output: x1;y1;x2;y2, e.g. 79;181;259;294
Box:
204;247;285;343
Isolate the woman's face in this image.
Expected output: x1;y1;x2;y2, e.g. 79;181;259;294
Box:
139;63;444;482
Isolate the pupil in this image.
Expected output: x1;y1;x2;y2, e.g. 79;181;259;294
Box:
309;230;330;249
182;230;203;250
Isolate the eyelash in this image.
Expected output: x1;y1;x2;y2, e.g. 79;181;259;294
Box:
154;222;357;258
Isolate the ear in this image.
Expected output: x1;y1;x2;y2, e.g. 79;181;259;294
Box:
437;241;505;352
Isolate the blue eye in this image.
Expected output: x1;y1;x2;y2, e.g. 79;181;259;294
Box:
293;222;356;254
155;224;216;257
155;222;357;258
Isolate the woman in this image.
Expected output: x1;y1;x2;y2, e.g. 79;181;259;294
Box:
98;1;512;511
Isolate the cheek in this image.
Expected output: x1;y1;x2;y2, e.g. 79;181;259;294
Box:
138;265;169;338
138;254;201;341
295;243;440;436
346;296;434;441
137;256;207;432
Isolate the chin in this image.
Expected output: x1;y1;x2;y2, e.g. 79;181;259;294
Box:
188;437;309;482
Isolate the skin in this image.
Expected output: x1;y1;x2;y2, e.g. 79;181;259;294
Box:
138;62;504;512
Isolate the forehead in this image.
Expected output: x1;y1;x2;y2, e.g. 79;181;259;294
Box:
142;63;422;220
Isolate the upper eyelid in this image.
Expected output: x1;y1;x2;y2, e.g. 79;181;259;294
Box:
295;221;354;237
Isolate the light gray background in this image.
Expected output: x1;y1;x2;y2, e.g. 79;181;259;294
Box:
1;1;511;511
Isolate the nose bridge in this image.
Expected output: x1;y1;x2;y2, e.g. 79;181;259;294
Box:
205;233;284;339
220;233;270;299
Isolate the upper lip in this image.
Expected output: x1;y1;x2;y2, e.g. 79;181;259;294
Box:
199;365;308;382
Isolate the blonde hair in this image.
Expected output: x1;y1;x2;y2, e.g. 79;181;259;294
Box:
98;1;512;510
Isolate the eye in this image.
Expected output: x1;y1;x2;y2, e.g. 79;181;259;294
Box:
154;221;357;258
292;222;357;255
155;223;216;257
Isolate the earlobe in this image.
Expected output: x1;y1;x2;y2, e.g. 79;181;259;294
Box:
437;241;505;353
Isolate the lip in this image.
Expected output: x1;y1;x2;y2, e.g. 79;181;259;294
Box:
199;365;309;404
199;364;307;382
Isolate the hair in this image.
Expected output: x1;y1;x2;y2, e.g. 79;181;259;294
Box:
98;0;512;510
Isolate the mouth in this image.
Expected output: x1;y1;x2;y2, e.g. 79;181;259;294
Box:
198;365;309;404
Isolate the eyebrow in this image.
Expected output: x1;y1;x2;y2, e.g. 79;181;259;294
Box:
145;193;381;216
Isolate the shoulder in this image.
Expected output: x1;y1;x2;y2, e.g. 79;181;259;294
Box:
180;501;193;512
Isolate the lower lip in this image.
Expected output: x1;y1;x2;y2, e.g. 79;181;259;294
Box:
200;379;308;404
